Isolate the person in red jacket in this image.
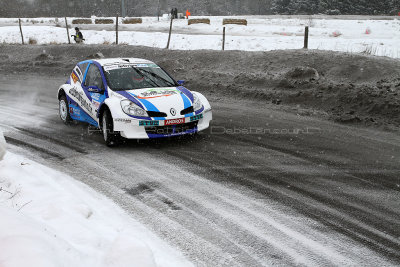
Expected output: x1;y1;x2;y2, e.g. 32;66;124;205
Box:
186;10;191;19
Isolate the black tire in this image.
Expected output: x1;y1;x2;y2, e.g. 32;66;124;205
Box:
59;95;72;124
102;109;121;147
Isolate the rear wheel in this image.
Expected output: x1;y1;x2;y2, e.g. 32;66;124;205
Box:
102;109;121;147
59;95;72;124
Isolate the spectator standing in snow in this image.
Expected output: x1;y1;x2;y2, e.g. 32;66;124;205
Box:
71;27;84;43
186;9;191;19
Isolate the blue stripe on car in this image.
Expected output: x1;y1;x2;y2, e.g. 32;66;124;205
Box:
177;86;194;102
195;106;204;115
128;92;164;121
82;61;91;82
114;91;145;109
92;60;109;98
80;62;93;101
113;91;152;120
179;93;194;117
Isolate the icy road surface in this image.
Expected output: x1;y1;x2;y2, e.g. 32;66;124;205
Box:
0;76;400;266
1;73;399;266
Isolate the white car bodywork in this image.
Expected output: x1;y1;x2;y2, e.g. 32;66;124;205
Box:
58;58;212;139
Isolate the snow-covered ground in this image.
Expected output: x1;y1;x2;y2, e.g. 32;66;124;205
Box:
0;16;399;58
0;131;5;160
0;136;191;267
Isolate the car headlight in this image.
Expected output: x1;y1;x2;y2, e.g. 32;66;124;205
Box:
121;99;148;117
193;94;203;111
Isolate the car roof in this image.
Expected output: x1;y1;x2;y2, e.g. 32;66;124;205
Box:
87;58;155;66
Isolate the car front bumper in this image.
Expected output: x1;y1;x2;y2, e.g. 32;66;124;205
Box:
113;109;212;139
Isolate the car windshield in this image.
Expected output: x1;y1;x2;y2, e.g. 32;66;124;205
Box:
103;64;177;91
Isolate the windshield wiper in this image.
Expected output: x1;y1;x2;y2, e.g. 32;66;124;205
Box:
134;68;176;87
130;67;162;88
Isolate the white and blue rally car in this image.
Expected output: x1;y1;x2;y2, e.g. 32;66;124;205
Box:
58;58;212;146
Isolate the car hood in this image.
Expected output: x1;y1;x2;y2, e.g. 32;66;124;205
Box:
114;86;194;118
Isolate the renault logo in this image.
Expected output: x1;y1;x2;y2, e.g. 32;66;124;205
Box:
170;108;176;116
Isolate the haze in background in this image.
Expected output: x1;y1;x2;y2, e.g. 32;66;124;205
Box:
0;0;397;17
0;0;272;17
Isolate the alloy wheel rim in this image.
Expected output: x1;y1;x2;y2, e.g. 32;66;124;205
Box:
60;100;67;121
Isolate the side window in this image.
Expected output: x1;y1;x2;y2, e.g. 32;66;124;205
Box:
78;62;89;74
84;64;104;90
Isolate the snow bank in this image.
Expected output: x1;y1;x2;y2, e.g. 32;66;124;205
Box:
0;130;6;160
0;152;191;267
0;17;399;58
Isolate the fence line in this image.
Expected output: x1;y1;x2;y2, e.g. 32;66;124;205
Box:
304;26;309;49
65;17;70;44
18;18;24;44
222;27;226;51
116;15;119;44
166;16;174;49
15;16;312;51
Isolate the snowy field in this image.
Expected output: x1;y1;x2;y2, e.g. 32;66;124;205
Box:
0;16;400;58
0;134;191;267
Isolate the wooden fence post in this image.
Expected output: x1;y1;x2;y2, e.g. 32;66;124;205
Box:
222;27;226;51
65;17;71;44
18;18;24;44
166;16;174;49
304;26;309;49
116;15;119;44
157;0;160;21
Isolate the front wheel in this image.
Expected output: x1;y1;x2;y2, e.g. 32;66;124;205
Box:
102;109;121;147
59;95;72;124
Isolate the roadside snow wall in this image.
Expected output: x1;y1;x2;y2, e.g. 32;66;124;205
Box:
0;130;6;161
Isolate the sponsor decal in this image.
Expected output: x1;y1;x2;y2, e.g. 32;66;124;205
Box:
104;63;160;72
115;118;132;123
139;120;160;126
71;72;79;84
118;64;133;69
69;87;93;113
137;88;180;99
75;67;82;78
190;114;203;122
70;107;80;115
92;100;100;109
91;93;101;101
135;64;149;68
104;65;120;71
165;118;185;126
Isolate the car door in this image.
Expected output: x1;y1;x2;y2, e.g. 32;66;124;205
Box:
67;62;96;124
82;63;107;122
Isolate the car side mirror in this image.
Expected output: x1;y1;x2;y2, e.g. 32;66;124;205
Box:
177;80;185;86
88;86;103;93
